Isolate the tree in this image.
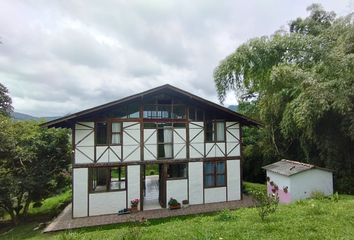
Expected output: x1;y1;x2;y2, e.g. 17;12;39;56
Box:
0;82;13;116
214;4;354;192
0;116;71;224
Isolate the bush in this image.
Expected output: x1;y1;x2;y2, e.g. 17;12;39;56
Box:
168;198;179;206
310;191;326;200
216;208;235;221
251;190;279;221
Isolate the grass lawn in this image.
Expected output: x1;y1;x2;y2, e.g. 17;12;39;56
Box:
1;184;354;240
27;189;71;218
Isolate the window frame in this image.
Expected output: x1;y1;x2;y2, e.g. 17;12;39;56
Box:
95;121;109;146
157;124;174;159
203;160;227;188
95;120;123;146
205;120;225;143
110;121;123;146
166;162;188;180
88;166;127;193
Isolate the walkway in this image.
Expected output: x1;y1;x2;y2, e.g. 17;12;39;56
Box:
144;175;161;210
44;195;254;232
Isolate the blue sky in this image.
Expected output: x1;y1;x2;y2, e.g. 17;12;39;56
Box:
0;0;353;116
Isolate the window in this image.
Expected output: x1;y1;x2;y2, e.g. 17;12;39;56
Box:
167;163;187;179
96;122;122;145
143;94;186;119
96;122;108;145
157;124;173;158
204;161;226;188
89;167;126;192
205;121;225;142
111;122;122;145
172;105;186;119
189;107;204;121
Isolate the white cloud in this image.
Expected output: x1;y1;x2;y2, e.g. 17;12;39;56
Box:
0;0;352;116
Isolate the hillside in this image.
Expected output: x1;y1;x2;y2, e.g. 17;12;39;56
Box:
11;112;60;122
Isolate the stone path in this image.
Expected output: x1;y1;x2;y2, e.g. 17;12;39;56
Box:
44;195;254;232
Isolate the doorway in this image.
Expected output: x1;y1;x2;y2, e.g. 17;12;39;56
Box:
143;163;166;210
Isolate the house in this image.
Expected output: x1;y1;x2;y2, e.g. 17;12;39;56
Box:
44;84;259;218
262;159;333;203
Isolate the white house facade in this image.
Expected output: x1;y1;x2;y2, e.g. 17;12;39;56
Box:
45;84;259;218
263;159;333;203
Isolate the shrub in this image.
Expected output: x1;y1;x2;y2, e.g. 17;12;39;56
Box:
251;190;279;221
330;192;339;202
168;198;179;206
310;191;326;200
216;208;235;221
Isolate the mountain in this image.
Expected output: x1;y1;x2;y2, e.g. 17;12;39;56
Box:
11;112;60;122
227;105;239;112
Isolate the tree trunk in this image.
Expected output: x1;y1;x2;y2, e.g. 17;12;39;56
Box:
8;210;18;226
22;198;31;217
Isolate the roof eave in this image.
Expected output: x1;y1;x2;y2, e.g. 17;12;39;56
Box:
42;84;261;128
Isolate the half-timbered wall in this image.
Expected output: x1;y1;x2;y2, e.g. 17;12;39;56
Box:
189;122;204;158
166;179;188;204
127;165;141;210
225;122;240;157
89;191;126;216
75;122;95;164
188;162;204;204
227;160;241;200
204;187;227;203
72;107;243;217
173;128;187;159
122;122;141;161
144;128;157;160
73;168;88;217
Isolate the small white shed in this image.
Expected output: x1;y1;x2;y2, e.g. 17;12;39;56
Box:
262;159;333;203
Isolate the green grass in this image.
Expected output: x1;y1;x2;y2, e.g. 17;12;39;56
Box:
27;189;72;217
1;193;353;240
243;181;266;193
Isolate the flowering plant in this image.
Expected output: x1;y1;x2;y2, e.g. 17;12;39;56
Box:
131;198;139;208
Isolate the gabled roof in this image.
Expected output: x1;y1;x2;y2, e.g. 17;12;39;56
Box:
262;159;332;177
42;84;261;128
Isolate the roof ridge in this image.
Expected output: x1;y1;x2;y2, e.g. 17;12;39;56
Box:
281;159;314;168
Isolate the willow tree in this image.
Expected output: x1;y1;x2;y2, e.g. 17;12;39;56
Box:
214;4;354;193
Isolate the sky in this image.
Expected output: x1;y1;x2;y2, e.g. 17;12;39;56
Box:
0;0;353;117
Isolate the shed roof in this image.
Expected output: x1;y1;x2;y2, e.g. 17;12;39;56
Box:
262;159;332;177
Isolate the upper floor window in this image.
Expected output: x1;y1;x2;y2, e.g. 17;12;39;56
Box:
96;122;108;145
96;122;122;145
111;122;122;145
89;166;126;192
205;121;225;142
157;124;173;159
